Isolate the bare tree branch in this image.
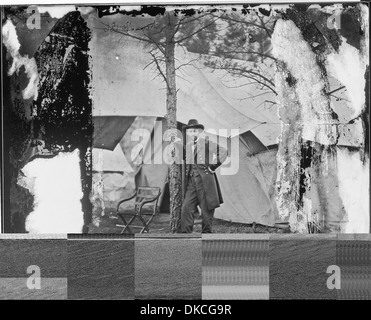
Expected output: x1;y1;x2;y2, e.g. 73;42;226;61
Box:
177;13;209;26
210;50;276;61
242;75;276;95
209;13;274;37
149;52;170;91
265;100;277;105
221;81;258;89
238;90;272;100
257;14;272;38
233;68;275;88
172;16;184;41
174;14;223;44
98;19;154;45
231;72;276;95
145;33;166;55
143;59;157;70
214;65;277;94
326;86;346;96
145;24;166;36
175;58;199;71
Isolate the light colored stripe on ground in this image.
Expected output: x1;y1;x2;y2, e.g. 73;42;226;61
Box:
202;285;269;300
203;266;269;285
337;234;371;241
135;234;201;239
202;234;270;240
0;234;67;239
270;234;337;240
0;278;67;300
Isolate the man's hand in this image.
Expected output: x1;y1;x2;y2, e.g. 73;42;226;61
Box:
208;165;216;173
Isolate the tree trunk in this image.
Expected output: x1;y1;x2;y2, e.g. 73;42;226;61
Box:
165;12;182;232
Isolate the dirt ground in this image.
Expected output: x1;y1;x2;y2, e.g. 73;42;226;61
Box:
88;206;290;234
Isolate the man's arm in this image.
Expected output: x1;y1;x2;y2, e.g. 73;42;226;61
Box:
208;140;228;173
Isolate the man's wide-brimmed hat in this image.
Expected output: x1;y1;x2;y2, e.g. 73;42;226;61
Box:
184;119;204;131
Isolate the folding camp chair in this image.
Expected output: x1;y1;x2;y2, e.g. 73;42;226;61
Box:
116;187;161;234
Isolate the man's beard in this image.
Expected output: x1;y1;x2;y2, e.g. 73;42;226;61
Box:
187;135;197;142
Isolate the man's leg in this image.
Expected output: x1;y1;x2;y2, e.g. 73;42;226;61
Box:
180;176;198;233
201;207;215;233
193;174;215;233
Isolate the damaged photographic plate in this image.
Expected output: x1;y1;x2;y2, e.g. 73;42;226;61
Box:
1;3;369;235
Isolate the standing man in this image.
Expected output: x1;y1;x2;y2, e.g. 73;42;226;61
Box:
181;119;228;233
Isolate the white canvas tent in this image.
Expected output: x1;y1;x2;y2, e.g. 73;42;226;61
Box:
93;116;281;226
86;12;277;136
92;144;135;208
93;144;134;173
216;137;279;225
87;11;283;226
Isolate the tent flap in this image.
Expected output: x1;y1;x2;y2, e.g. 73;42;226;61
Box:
93;116;136;150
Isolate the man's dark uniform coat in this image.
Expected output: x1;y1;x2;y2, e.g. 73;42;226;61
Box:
181;137;228;233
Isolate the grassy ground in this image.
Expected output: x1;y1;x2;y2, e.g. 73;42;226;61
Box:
89;207;290;234
206;219;290;234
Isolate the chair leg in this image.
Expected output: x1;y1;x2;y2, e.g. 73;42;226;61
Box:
138;215;150;233
118;214;135;234
141;214;157;234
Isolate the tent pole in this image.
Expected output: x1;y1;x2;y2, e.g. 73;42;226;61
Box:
181;127;186;201
182;161;185;200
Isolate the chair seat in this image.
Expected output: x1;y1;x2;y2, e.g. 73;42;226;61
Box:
116;224;149;229
118;212;154;216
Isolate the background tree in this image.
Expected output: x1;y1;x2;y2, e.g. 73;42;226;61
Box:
105;8;220;232
190;10;278;105
185;9;346;106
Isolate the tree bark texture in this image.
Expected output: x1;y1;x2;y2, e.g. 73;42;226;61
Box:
165;12;182;233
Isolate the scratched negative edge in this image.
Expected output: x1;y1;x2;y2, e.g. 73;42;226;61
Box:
202;234;270;240
67;233;134;239
0;233;67;239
